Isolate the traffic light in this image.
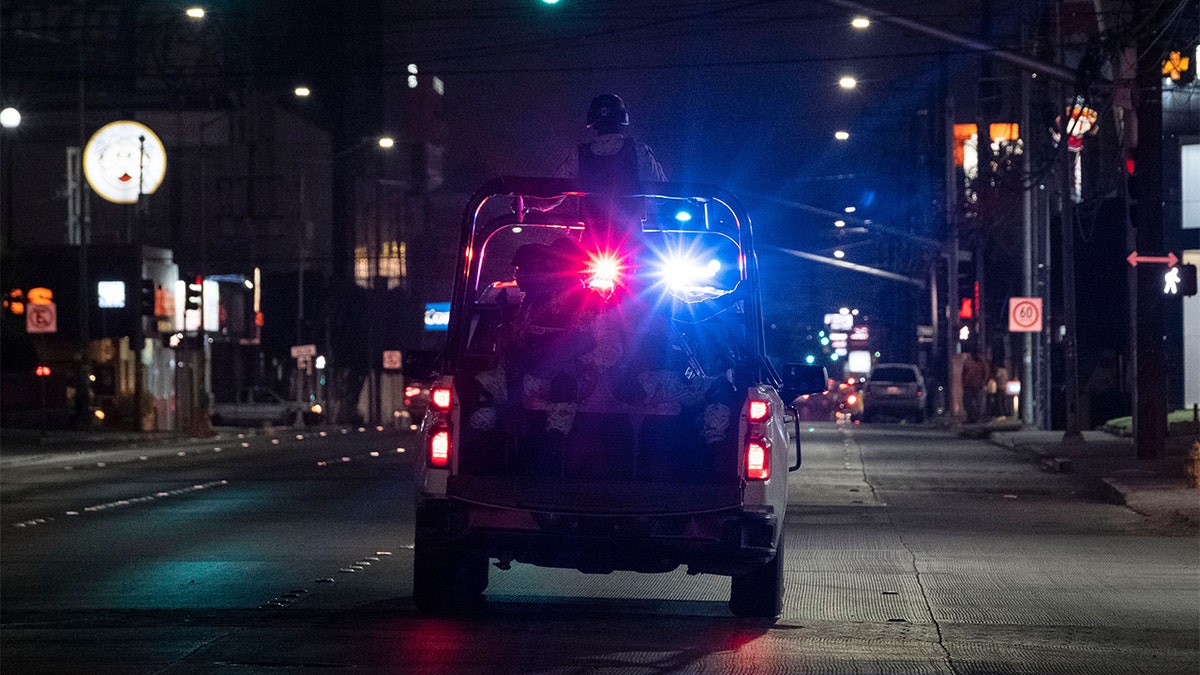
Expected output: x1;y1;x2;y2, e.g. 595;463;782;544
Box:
140;279;156;316
185;277;203;313
3;289;24;316
1163;50;1194;85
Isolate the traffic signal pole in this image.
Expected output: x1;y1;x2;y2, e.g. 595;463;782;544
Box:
1132;5;1167;460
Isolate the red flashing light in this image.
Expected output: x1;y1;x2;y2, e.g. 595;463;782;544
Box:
586;251;622;296
35;365;51;377
404;386;423;398
746;439;770;481
1126;158;1135;175
845;393;858;406
748;400;769;422
431;387;452;411
429;429;450;467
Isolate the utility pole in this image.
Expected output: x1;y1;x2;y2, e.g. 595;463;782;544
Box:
1131;3;1168;460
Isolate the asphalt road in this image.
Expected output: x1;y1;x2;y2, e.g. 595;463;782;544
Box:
1;423;1196;674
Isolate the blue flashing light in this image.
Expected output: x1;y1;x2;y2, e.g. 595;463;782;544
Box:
805;355;815;365
830;353;840;361
820;337;830;346
674;210;693;223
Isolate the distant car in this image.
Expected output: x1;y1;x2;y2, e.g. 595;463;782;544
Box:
403;380;431;423
789;378;862;422
212;387;302;427
402;349;441;424
860;364;927;423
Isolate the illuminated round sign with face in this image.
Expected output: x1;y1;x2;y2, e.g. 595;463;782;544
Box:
83;121;167;204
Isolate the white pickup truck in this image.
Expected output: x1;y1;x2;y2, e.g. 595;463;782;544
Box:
414;177;826;617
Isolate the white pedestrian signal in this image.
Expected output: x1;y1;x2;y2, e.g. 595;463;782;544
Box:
1164;267;1181;294
1164;265;1197;297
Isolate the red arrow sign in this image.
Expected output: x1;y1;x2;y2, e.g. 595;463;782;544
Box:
1126;250;1178;267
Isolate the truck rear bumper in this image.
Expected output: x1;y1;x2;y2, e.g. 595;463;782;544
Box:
416;499;777;576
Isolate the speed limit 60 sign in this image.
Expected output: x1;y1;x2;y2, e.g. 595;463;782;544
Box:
1008;297;1042;332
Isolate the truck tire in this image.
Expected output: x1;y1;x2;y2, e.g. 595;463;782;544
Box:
729;530;785;618
412;541;489;614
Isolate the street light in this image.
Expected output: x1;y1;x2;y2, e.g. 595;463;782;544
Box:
834;130;850;140
0;107;20;128
838;76;858;89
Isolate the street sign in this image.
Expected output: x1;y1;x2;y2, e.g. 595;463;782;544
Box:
1126;250;1178;267
290;344;317;358
382;350;402;370
26;302;57;333
1008;297;1042;333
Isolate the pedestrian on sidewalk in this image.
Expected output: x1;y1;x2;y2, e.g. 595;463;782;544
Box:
961;348;991;424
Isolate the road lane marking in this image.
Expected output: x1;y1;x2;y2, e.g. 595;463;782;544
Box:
7;480;229;529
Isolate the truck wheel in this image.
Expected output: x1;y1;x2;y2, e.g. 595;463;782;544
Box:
729;531;785;618
413;542;489;614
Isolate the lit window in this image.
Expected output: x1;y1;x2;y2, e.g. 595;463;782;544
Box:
408;75;418;89
433;77;444;95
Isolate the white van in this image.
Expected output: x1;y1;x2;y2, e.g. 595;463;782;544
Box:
414;177;826;617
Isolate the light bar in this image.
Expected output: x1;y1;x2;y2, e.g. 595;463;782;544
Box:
586;252;621;295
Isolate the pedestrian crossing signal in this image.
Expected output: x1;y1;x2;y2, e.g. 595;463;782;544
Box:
1164;264;1197;297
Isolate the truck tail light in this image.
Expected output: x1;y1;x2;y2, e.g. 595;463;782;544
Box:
404;385;422;398
745;439;770;481
748;400;769;422
431;387;452;411
428;428;451;467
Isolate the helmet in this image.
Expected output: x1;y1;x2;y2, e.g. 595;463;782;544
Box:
587;94;629;129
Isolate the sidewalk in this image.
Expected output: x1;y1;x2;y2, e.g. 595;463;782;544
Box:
969;421;1200;534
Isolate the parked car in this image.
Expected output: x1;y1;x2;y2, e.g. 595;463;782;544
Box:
212;387;303;427
860;364;927;423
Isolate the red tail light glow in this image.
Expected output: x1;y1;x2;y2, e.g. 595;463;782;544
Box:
845;393;858;406
746;439;770;480
429;429;450;467
431;387;452;411
748;400;769;422
404;386;422;398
